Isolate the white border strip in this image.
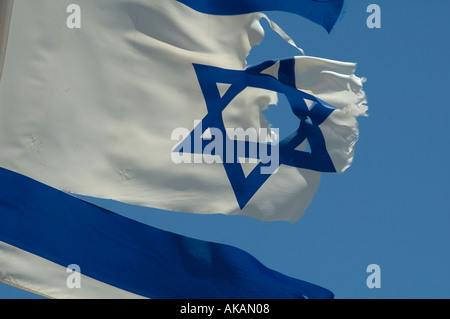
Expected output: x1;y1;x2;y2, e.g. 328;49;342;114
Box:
0;241;146;299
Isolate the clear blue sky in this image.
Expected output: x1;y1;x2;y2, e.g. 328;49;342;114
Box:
1;0;449;299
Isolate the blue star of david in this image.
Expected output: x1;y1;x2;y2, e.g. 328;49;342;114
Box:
173;59;337;209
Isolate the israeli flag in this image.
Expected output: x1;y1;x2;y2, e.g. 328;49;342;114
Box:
0;167;333;299
0;0;366;299
0;0;366;222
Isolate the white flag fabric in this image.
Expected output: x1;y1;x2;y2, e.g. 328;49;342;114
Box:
0;0;367;222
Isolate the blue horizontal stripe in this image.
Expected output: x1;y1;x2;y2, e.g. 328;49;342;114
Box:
177;0;344;32
0;167;333;299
